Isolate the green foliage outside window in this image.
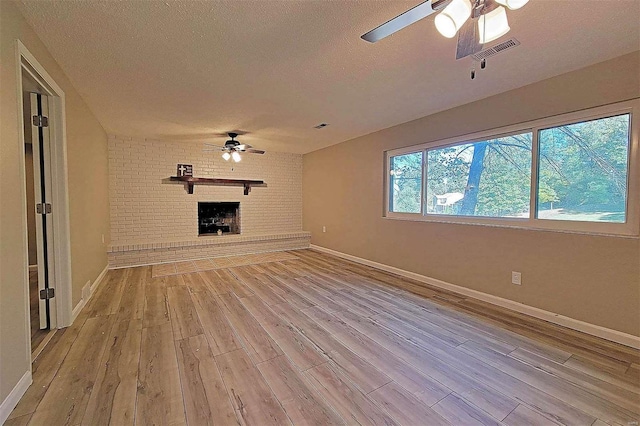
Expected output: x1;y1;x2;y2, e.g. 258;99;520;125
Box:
427;133;532;218
389;152;422;213
537;114;629;223
388;113;630;225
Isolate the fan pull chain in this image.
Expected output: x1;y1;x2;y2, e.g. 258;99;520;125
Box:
471;58;487;79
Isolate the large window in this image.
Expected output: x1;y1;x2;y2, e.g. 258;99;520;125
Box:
537;114;630;223
384;101;638;236
389;152;423;213
426;132;532;218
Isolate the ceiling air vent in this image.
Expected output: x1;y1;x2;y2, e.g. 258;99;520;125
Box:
472;38;520;61
314;123;329;129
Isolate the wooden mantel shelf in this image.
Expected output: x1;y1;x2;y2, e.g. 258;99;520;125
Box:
169;176;264;195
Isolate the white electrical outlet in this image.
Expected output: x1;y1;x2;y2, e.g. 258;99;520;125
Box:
322;226;326;233
512;271;522;285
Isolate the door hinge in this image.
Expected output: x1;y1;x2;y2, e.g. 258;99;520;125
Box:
39;288;55;300
32;115;49;128
36;203;52;215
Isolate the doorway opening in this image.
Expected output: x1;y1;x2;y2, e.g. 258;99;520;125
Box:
18;42;73;361
22;73;55;356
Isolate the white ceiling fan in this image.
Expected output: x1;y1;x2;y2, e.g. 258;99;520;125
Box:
362;0;528;61
203;132;265;162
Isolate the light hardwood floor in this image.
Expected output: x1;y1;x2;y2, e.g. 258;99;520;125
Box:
6;249;640;425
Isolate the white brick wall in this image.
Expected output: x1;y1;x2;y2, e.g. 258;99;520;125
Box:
108;233;310;268
108;135;307;266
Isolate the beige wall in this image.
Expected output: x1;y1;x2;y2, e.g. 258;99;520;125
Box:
1;0;110;404
23;89;37;266
24;144;37;266
303;52;640;338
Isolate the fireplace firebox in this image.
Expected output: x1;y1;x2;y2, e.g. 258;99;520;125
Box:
198;202;240;235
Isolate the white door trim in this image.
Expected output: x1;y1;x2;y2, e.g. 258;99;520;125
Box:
16;40;73;336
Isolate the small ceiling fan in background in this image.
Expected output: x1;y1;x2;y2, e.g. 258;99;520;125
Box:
204;132;265;162
362;0;528;75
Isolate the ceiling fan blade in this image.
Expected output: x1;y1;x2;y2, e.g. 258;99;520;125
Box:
236;144;253;151
455;17;483;60
246;149;265;155
361;0;447;43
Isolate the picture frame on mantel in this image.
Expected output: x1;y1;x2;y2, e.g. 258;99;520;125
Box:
176;164;193;177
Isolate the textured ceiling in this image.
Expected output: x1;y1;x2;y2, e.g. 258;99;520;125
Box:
16;0;640;154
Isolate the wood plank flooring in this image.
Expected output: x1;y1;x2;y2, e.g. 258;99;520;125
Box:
7;249;640;425
151;252;299;277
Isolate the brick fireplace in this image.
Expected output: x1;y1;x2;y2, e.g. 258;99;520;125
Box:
107;136;310;268
198;202;240;235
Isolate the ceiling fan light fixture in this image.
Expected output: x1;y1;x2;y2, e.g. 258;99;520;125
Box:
478;6;510;44
435;0;472;38
231;152;241;162
222;152;231;161
494;0;529;10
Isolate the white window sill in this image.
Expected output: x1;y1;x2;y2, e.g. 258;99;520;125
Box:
382;214;639;239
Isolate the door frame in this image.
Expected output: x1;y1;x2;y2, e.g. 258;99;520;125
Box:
16;41;73;339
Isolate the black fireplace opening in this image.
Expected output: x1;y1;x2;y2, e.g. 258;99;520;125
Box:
198;202;240;235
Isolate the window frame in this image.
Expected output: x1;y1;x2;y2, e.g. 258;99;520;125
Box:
386;148;425;217
384;99;639;237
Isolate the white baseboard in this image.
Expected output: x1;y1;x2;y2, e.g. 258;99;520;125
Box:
28;264;38;272
310;244;640;350
90;265;109;294
0;370;32;424
71;264;109;322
